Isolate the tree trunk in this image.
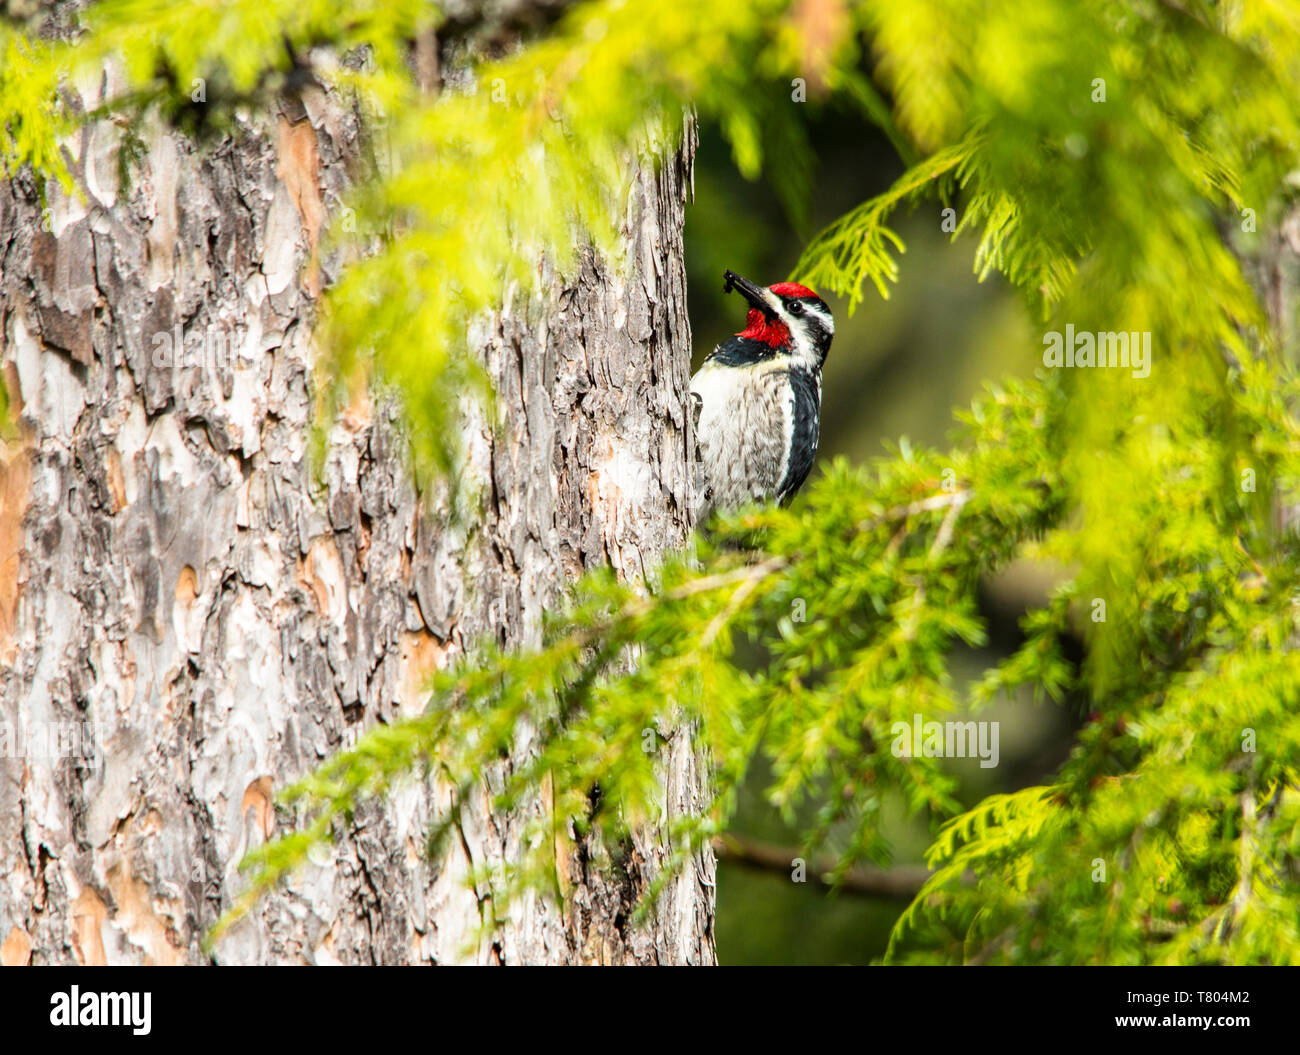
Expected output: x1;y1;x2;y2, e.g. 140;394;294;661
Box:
0;67;715;964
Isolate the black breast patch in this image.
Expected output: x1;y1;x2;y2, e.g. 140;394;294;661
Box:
706;335;781;367
776;368;820;503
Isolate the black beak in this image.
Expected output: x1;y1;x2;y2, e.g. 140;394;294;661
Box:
723;270;772;314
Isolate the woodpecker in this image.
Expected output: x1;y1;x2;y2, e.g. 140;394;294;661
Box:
690;270;834;517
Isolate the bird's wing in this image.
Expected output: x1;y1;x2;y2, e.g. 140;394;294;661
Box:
776;369;820;503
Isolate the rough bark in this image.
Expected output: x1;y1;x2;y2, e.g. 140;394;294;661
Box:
0;66;715;963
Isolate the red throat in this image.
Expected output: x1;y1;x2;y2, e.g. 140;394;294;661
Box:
739;309;791;348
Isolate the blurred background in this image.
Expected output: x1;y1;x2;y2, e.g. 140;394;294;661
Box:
684;104;1082;964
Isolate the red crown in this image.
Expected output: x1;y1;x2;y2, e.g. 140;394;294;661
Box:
768;282;819;299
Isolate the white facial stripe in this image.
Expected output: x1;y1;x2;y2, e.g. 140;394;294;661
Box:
784;302;833;336
771;295;833;333
808;304;834;334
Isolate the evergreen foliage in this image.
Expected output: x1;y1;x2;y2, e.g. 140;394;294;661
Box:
7;0;1300;963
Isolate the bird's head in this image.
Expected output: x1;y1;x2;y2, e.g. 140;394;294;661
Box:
725;269;834;369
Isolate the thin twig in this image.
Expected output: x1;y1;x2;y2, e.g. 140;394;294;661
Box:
711;833;930;901
698;559;781;649
929;490;971;559
875;488;973;527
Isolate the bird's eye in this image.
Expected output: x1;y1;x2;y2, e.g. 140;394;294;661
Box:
787;300;804;316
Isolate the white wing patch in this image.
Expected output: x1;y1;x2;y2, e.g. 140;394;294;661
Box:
777;379;794;496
